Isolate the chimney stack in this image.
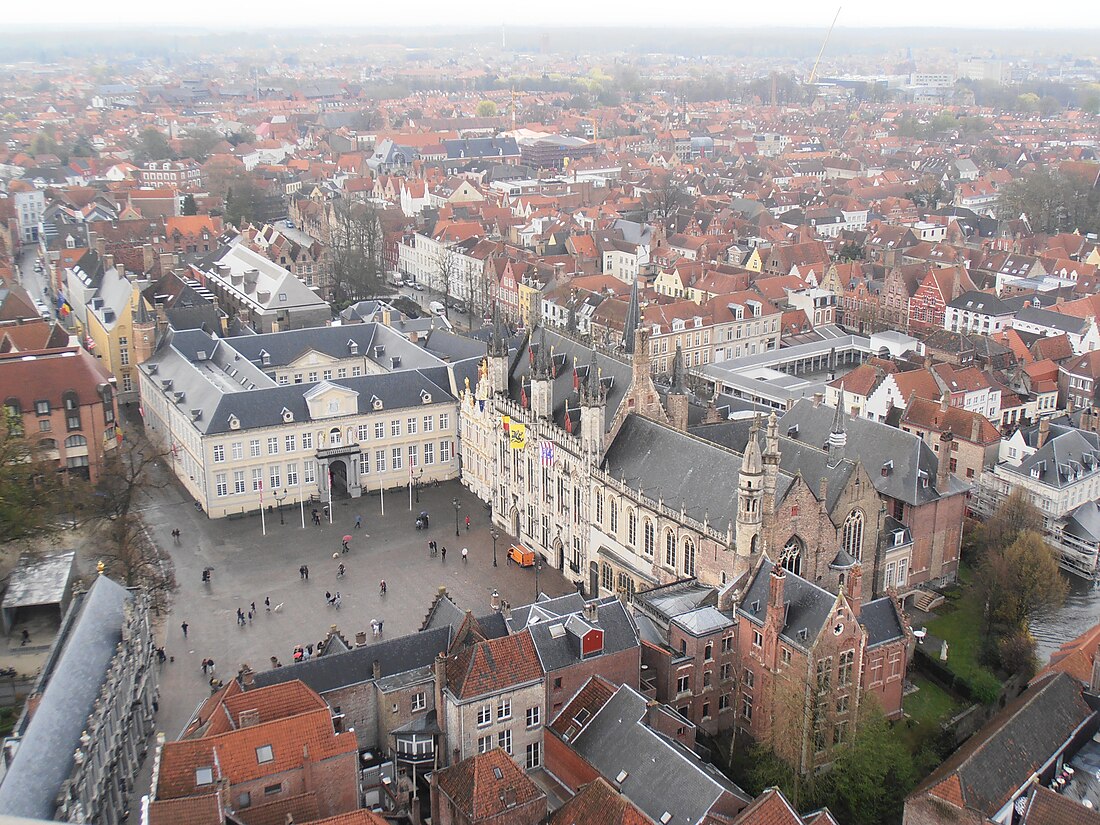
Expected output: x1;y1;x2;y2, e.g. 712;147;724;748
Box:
937;430;953;488
768;564;786;616
372;659;381;681
240;664;255;688
355;632;367;647
971;416;981;443
847;564;863;618
584;600;598;622
1038;417;1051;449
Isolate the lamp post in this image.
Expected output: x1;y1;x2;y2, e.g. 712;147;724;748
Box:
453;497;461;537
415;469;423;503
274;488;287;525
490;528;499;567
534;557;542;601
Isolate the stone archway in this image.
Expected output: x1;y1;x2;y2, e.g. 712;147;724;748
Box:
553;537;565;571
329;458;349;498
509;506;520;539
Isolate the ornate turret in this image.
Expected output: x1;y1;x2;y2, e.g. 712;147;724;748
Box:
736;415;764;579
666;344;689;432
622;277;641;355
828;384;847;468
579;351;606;457
487;303;510;396
530;328;554;420
131;297;158;366
762;410;780;517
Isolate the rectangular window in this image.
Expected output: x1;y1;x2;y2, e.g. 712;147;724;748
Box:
392;448;403;470
215;473;228;497
307;371;318;383
752;631;763;648
477;705;492;726
231;441;243;460
35;400;49;416
213;444;225;462
375;421;385;439
497;729;512;755
352;366;362;377
408;445;418;467
722;635;733;653
269;466;281;490
676;674;690;694
817;657;833;693
251;468;262;491
302;432;313;450
477;735;492;754
412;692;426;711
423;414;434;432
439;413;450;430
337;368;347;378
286;463;299;486
375;450;386;473
358;424;370;441
525;741;541;769
391;420;401;437
781;647;792;666
267;437;279;454
322;370;332;380
285;434;296;452
424;442;435;464
498;699;511;720
742;695;753;720
526;706;540;728
743;668;755;689
407;417;417;435
304;461;316;484
441;440;452;462
263;783;281;796
233;470;246;494
256;745;274;763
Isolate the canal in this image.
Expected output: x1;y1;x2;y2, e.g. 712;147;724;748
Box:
1031;573;1100;665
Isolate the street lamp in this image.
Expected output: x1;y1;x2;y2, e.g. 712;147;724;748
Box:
534;557;542;601
453;497;461;537
274;489;287;525
415;469;424;503
490;528;499;567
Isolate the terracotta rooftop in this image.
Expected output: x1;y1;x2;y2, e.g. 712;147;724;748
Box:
547;777;650;825
434;748;545;820
444;629;543;700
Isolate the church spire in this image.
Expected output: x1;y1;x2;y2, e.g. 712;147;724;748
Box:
829;383;847;466
489;302;508;358
622;277;641;355
669;343;686;395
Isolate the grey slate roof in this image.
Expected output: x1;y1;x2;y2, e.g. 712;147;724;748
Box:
0;576;132;820
602;415;744;525
524;598;639;674
947;290;1014;315
671;606;734;637
507;591;588;631
1063;501;1100;542
1003;427;1100;490
1015;306;1088;335
1;551;75;610
738;560;837;651
569;684;749;823
859;598;906;648
443;137;520;161
251;625;453;694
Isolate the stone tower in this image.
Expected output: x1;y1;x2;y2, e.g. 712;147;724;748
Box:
131;297;158;365
579;352;606;458
736;415;764;578
487;303;510;396
762;410;781;519
530;328;554;421
666;343;689;432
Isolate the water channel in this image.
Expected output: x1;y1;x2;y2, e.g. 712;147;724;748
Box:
1031;573;1100;665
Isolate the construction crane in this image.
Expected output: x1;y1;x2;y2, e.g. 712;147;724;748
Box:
808;7;842;85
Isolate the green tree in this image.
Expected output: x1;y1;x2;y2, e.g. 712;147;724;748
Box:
328;200;386;303
134;127;173;162
180;127;224;162
980;530;1068;631
825;702;916;825
476;100;499;118
226;128;256;147
980;487;1043;553
30;130;60;157
181;194;198;216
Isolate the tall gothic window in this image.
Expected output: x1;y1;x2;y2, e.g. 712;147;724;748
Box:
643;519;655;557
843;509;864;561
665;529;676;568
780;537;803;576
683;538;696;577
627;508;637;547
609;499;618;534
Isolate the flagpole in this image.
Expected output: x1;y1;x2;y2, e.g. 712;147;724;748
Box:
328;468;334;524
259;481;266;537
380;479;385;516
299;467;305;529
409;465;413;511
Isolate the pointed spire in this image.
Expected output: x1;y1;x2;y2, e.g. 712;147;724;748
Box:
831;382;847;441
533;328;552;379
669;343;686;394
489;302;507;357
622;277;641;355
741;414;763;476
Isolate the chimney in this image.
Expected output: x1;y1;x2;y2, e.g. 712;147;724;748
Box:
1038;417;1051;449
103;253;114;271
355;632;367;647
971;416;981;443
240;664;255;688
847;564;863;618
768;564;786;616
372;659;381;681
583;600;598;622
1091;643;1100;696
434;652;448;752
937;430;953;488
95;235;106;258
813;392;823;407
940;392;949;412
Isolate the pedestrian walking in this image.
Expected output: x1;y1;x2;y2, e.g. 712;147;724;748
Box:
325;590;332;602
371;620;380;638
323;504;330;520
465;515;470;531
379;579;387;596
303;565;309;580
461;547;468;563
251;601;256;614
333;592;341;610
208;659;215;674
157;647;167;664
440;546;447;562
181;621;189;638
377;619;383;636
265;597;271;612
237;608;245;626
342;539;350;553
200;656;209;674
337;563;346;578
299;565;306;580
355;515;362;529
307;643;314;657
247;610;253;624
20;629;30;646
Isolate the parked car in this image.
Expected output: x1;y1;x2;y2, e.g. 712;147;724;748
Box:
412;282;426;291
429;301;446;315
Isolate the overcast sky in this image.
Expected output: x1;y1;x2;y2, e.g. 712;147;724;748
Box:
6;0;1098;29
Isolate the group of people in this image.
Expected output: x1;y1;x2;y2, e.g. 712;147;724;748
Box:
325;590;342;609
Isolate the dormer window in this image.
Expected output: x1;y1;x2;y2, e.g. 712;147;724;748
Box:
371;395;383;411
228;414;241;430
348;340;359;355
281;407;293;423
420;390;432;405
259;350;271;366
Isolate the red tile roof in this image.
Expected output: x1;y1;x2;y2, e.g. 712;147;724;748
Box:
901;397;1000;446
1019;785;1100;825
0;347;114;409
434;748;545;820
445;630;543;700
1034;622;1100;687
548;777;650;825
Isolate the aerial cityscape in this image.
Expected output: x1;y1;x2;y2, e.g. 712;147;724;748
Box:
3;15;1100;825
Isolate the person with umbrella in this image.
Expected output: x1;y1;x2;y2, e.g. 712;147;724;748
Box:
342;535;351;553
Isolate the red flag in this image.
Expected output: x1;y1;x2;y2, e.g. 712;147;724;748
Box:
520;384;528;409
573;367;579;391
565;411;573;433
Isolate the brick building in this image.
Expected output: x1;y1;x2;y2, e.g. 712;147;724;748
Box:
0;345;119;483
146;679;360;825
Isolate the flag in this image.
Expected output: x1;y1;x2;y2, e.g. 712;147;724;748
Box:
539;440;555;467
502;415;510;434
564;411;573;434
509;422;527;450
573;357;579;391
520;384;528;408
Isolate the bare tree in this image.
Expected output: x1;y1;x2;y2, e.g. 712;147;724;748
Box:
95;513;177;616
435;247;457;305
649;173;691;229
328;199;385;304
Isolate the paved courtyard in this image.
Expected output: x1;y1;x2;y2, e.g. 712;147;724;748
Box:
140;464;575;743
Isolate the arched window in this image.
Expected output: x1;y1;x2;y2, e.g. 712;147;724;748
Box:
665;529;676;568
780;537;802;576
64;434;88;448
627;508;637;547
329;427;342;446
643;519;655;557
609;499;618;534
843;509;864;561
616;572;635;599
38;438;57;451
683;538;696;577
595;490;604;525
601;562;613;592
